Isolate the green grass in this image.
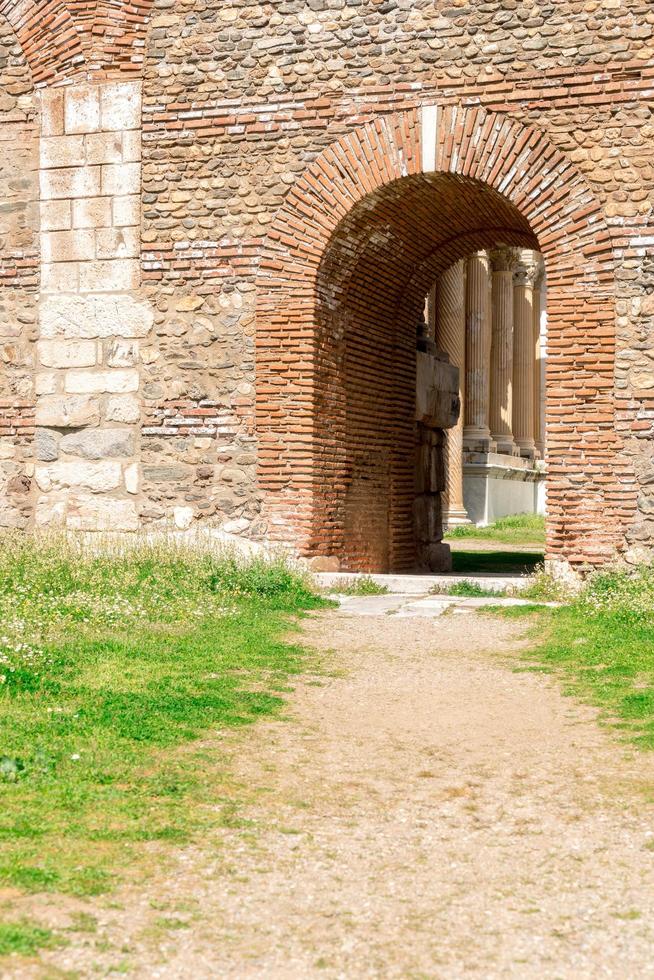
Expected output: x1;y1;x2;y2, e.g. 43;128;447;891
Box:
0;533;324;900
439;580;506;598
334;575;389;596
513;564;654;749
452;550;543;575
445;513;545;547
0;920;62;956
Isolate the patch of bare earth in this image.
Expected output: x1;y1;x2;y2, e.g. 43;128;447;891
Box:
7;610;654;979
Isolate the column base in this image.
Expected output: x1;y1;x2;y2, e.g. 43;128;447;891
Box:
492;436;520;457
463;429;496;454
442;506;471;530
515;440;536;460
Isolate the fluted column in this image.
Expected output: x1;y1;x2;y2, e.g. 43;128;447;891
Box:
513;251;537;458
463;251;495;452
427;284;437;342
533;257;545;458
489;247;518;455
434;260;469;526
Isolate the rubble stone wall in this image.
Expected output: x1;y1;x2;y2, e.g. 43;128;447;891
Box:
0;17;38;530
0;0;650;568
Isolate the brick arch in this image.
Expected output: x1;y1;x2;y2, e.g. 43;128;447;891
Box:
255;104;635;570
0;0;154;85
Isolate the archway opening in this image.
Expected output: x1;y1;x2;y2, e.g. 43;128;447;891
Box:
255;106;630;573
311;172;540;572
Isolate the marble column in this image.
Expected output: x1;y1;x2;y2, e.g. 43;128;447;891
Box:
435;260;470;526
533;257;545;458
489;247;518;455
512;251;537;458
463;251;495;452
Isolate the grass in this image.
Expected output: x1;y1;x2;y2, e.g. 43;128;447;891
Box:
0;532;324;903
333;575;389;596
0;920;62;956
439;580;507;598
452;550;543;575
445;513;545;547
509;564;654;749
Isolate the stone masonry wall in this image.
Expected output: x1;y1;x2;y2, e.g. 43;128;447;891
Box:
0;1;650;568
35;81;146;531
0;17;38;530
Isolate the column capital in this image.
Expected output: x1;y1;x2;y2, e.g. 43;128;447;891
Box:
489;246;519;274
533;253;546;290
513;249;540;288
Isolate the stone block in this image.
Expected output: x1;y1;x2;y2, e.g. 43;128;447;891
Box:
307;555;341;572
41;89;64;137
124;462;140;495
95;227;139;260
143;464;190;483
35;373;58;396
40;135;85;169
85;131;123;165
106;394;140;423
41;263;79;294
40;295;154;340
42;229;96;264
78;259;140;293
174;506;194;529
41;200;72;232
67;495;139;532
106;340;139;368
35;395;101;428
65;369;139;394
113;195;140;228
59;428;134;460
35;429;60;462
40;165;101;201
35;494;68;528
72;197;112;229
64;86;101;135
35;460;122;493
122;131;141;163
101;162;140;197
416;352;460;428
100;82;142;132
38;340;97;369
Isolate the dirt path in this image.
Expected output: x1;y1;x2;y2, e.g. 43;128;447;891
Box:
9;608;654;979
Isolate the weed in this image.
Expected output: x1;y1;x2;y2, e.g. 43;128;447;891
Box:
335;575;389;596
439;580;506;598
0;920;62;956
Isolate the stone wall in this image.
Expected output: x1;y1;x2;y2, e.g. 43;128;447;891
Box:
0;17;38;530
35;80;145;531
0;1;649;569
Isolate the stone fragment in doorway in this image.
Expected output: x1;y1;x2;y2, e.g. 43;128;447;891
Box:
307;555;341;572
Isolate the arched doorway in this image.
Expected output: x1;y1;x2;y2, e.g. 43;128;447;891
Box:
255;105;635;572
